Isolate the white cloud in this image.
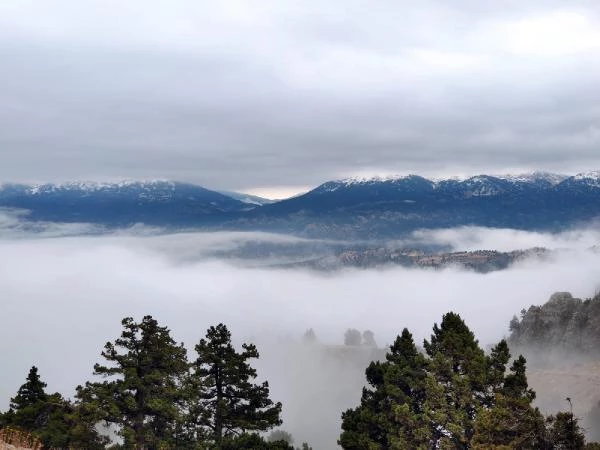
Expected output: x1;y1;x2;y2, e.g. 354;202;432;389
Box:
408;226;600;252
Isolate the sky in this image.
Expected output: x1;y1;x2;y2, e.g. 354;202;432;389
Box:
1;222;600;446
1;1;600;198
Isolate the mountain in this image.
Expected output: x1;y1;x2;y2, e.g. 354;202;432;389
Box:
509;290;600;355
2;172;600;238
237;172;600;238
217;190;275;206
0;180;248;226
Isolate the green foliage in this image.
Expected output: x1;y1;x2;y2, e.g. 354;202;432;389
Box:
9;366;47;412
187;323;282;445
546;411;586;449
1;366;107;449
78;315;189;449
472;393;546;449
214;432;294;449
8;312;597;449
339;312;599;449
2;318;285;449
339;328;429;449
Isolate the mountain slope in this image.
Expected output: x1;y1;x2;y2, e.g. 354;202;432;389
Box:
0;180;248;226
238;172;600;237
2;172;600;238
217;190;275;206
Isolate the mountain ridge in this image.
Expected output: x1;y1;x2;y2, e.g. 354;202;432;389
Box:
1;171;600;238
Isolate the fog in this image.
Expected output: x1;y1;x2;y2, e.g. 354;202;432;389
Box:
1;224;600;447
407;225;600;252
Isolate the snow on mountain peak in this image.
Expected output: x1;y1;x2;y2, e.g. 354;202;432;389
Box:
339;174;422;186
27;179;175;194
571;171;600;188
573;170;600;181
498;171;567;185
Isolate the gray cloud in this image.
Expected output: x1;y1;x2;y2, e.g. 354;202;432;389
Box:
0;1;599;192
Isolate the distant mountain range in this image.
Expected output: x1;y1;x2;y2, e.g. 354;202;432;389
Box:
1;172;600;238
0;180;248;226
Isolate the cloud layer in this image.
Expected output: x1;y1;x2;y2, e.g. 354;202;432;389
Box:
0;1;599;192
1;226;600;446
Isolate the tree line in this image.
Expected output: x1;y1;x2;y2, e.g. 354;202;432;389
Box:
340;312;599;449
2;312;599;449
0;317;307;449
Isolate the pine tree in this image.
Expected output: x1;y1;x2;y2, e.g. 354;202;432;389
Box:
339;313;565;449
546;411;586;449
189;323;282;445
9;366;47;412
473;350;546;449
423;312;488;445
217;432;294;449
2;366;106;449
339;328;429;449
4;366;48;431
78;315;188;449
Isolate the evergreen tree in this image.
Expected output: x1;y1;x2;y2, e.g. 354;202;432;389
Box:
339;312;595;449
78;315;188;449
486;340;511;397
344;328;362;346
5;366;48;431
362;330;377;347
10;366;47;411
216;432;294;449
546;411;586;449
473;351;546;449
2;366;106;449
339;328;429;449
423;312;488;445
189;323;282;445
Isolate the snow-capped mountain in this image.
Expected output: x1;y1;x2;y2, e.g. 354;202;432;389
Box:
2;172;600;238
304;171;597;200
0;180;249;226
248;171;600;238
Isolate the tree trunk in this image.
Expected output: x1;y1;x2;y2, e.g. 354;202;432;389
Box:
214;367;223;443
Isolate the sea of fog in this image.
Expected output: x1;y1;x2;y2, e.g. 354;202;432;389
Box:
1;212;600;447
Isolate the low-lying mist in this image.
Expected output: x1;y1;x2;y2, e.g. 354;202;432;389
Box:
1;220;600;447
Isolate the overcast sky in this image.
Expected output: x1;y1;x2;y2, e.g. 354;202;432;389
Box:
1;1;599;197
